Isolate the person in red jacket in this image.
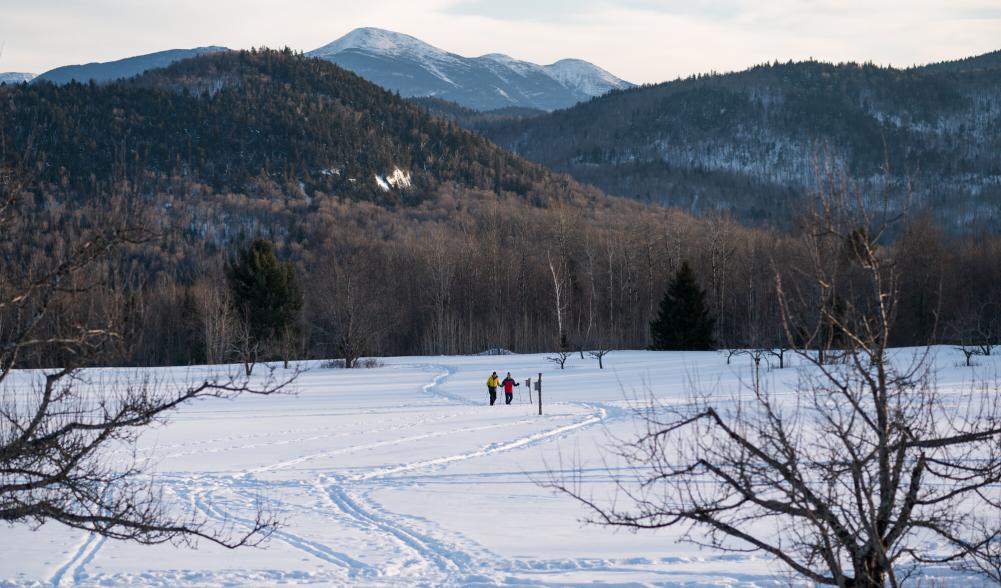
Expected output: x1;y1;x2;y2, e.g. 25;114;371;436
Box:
501;372;520;405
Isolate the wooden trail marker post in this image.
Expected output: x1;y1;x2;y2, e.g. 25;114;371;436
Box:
525;378;532;404
536;372;543;415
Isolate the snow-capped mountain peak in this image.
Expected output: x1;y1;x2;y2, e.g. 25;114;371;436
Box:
310;28;454;63
544;59;630;98
308;29;633;111
480;53;516;63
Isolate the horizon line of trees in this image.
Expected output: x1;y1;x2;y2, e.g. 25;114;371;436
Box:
6;186;995;371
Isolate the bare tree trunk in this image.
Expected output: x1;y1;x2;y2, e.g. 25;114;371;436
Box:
548;250;568;349
198;282;235;365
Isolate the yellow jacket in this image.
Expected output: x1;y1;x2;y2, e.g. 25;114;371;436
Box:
487;375;501;388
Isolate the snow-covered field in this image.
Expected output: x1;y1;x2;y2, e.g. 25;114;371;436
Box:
2;348;996;587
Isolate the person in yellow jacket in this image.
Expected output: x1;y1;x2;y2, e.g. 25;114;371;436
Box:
486;372;501;405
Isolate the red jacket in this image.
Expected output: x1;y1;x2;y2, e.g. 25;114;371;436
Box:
502;377;519;394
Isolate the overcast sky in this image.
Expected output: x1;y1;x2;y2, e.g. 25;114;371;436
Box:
1;0;999;83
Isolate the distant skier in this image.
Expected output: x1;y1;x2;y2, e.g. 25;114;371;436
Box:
486;372;501;405
501;372;520;405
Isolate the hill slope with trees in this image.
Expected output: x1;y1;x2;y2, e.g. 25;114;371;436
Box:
478;54;1001;230
6;48;593;209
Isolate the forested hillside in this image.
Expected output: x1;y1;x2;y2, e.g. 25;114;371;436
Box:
2;49;999;370
479;56;1001;230
409;97;545;128
7;48;583;208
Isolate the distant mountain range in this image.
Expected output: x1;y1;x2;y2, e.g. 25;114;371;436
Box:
32;47;228;85
307;28;634;111
21;29;629;111
474;52;1001;231
0;72;34;84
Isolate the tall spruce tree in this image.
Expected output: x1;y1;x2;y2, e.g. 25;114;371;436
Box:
226;239;303;354
650;261;716;350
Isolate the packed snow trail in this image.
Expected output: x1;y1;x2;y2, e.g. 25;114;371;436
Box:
319;480;474;575
349;406;606;481
49;532;105;587
4;350;991;586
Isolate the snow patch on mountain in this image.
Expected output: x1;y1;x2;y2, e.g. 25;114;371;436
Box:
480;53;543;78
375;167;412;191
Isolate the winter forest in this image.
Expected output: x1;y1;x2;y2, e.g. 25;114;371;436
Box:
2;21;1001;588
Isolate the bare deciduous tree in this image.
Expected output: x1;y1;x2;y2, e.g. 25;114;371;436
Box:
547;249;569;350
423;228;458;356
312;256;385;369
197;281;237;365
275;324;302;370
587;345;612;369
231;320;262;377
546;349;573;370
949;301;1000;367
705;212;736;343
764;346;791;369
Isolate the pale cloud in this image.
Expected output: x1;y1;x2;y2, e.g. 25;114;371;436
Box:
0;0;997;84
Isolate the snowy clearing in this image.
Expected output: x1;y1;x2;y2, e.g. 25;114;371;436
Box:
2;348;996;586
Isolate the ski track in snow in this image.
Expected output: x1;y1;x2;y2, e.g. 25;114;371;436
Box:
318;480;475;579
349;405;606;481
242;415;549;478
49;531;106;586
189;484;372;575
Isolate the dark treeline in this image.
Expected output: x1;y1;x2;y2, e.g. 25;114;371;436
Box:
3;178;1000;369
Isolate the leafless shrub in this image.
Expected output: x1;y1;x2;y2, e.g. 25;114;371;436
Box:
546;349;573;370
588;346;613;369
323;357;383;369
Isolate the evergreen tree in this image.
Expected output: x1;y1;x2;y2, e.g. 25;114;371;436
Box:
226;239;303;351
650;261;716;350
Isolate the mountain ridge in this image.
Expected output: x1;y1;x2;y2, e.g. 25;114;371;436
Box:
307;27;633;111
34;46;229;85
